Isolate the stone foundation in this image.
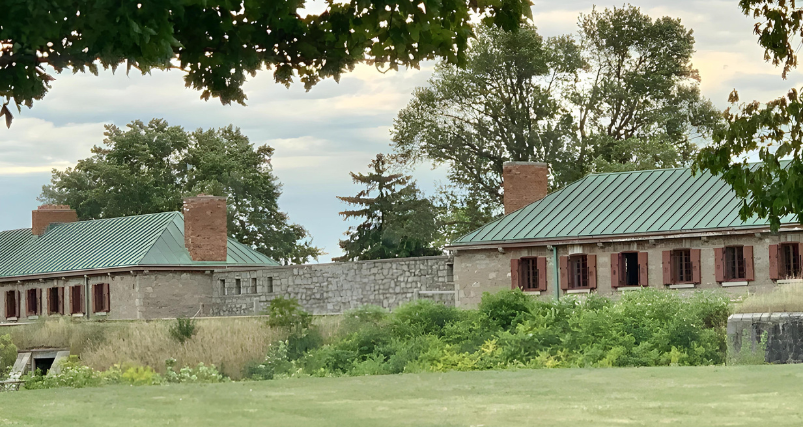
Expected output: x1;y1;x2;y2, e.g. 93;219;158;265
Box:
728;312;803;363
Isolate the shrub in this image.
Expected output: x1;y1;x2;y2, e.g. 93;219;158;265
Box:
169;317;198;344
341;305;389;334
391;300;460;337
0;334;18;379
267;297;312;329
164;358;226;383
478;289;535;330
244;340;292;380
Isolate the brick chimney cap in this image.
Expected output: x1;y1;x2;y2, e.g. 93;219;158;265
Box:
503;161;548;167
37;204;73;211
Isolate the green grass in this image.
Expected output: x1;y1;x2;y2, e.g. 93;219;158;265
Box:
3;365;803;426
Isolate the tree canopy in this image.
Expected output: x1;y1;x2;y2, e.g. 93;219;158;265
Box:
335;154;440;261
40;119;321;265
392;6;720;226
693;0;803;231
0;0;531;127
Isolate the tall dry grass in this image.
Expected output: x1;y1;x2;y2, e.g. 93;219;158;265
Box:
5;315;346;380
735;284;803;314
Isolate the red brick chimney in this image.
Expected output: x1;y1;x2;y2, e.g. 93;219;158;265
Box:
503;162;549;214
32;205;78;236
183;195;228;262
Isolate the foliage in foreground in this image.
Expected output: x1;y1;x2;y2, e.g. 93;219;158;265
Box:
0;334;18;379
246;289;731;380
22;356;226;390
169;317;198;344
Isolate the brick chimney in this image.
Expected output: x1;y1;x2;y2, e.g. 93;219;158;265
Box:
183;195;228;262
32;205;78;236
503;162;549;214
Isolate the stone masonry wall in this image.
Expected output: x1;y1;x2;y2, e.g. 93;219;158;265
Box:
211;256;455;316
454;231;798;308
728;312;803;363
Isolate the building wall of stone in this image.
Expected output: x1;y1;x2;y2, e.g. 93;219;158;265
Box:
728;313;803;363
135;272;213;319
211;256;455;316
454;232;800;308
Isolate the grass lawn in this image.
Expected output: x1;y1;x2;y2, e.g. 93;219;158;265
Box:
2;365;803;426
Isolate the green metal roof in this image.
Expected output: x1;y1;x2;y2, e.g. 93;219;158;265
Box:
0;211;278;279
452;166;798;246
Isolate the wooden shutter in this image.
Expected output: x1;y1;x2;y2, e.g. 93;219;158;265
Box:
691;249;701;283
638;252;648;287
103;283;110;312
744;246;754;281
610;253;621;288
769;244;779;280
58;287;65;315
559;256;569;290
537;257;547;291
510;258;520;290
4;291;12;318
714;247;724;282
662;250;672;285
587;255;597;289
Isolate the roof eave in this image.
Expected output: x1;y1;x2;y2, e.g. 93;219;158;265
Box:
445;224;802;251
0;263;275;283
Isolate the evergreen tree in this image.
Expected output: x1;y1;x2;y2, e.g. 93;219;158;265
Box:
335;154;440;261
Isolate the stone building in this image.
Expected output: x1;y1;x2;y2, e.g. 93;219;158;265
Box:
447;162;803;307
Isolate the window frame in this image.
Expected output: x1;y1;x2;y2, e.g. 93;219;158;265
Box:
670;249;693;284
519;257;540;291
26;288;41;317
92;283;110;314
5;290;20;319
234;278;242;295
723;246;746;281
70;285;84;315
779;242;801;279
568;254;590;289
48;287;64;315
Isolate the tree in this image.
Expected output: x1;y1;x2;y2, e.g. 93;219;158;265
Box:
335;154;440;261
0;0;531;128
392;7;720;215
693;1;803;232
40;119;321;265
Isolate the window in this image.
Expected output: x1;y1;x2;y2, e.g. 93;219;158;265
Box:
446;264;454;282
266;277;274;293
511;257;547;291
724;246;745;280
70;285;84;315
26;288;41;316
780;243;801;279
234;278;242;295
521;258;540;290
568;255;588;289
671;249;692;283
249;278;257;294
92;283;110;313
219;279;226;296
48;287;64;315
5;290;19;319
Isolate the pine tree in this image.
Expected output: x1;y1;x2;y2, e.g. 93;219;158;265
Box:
335;154;440;261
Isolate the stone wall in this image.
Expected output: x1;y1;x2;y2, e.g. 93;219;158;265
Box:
454;232;796;307
212;256;455;316
728;312;803;363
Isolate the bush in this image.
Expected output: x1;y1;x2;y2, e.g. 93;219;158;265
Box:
164;358;226;383
0;334;17;379
267;297;312;329
341;305;389;334
391;300;460;337
169;317;198;344
478;289;535;330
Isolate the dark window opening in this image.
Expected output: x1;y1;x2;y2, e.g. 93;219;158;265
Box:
266;277;274;293
623;252;640;286
520;258;539;290
70;285;83;315
92;283;110;313
724;246;746;281
48;287;63;315
234;278;242;295
34;357;55;375
568;255;588;289
219;279;226;295
780;243;801;279
249;278;257;294
5;290;19;319
671;249;692;283
446;264;454;282
26;289;40;316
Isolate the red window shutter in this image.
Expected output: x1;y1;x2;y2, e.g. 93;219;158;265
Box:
691;249;701;283
714;247;724;282
769;244;779;280
4;291;12;318
510;258;520;290
559;256;569;290
744;246;754;281
610;253;620;288
537;257;547;291
587;255;597;289
662;250;672;285
638;252;648;287
58;287;65;315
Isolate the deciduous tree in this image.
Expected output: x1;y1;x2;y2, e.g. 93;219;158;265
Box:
40;119;321;265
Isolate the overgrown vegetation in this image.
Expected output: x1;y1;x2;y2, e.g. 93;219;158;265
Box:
168;317;198;344
0;334;18;379
733;285;803;314
246;289;731;380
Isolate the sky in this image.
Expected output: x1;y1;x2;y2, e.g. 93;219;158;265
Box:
2;0;803;262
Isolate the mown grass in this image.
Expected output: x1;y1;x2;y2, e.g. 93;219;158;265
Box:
5;316;341;380
734;284;803;314
2;365;803;426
